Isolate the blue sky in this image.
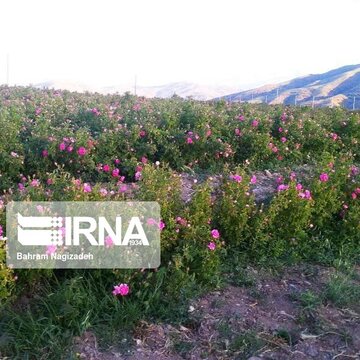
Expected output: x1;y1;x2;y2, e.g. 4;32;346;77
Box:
0;0;359;89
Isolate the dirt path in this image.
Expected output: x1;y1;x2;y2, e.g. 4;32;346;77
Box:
178;165;315;204
73;265;360;359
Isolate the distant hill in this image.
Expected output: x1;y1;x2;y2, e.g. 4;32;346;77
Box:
220;64;360;109
35;81;241;101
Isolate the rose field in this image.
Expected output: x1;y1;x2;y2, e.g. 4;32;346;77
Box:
0;85;359;359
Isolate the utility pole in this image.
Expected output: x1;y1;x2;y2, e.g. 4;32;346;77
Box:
294;95;297;106
134;75;137;96
276;88;279;98
6;53;10;85
265;95;267;104
353;96;356;110
312;96;315;109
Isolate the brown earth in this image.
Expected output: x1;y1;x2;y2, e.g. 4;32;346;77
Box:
73;265;360;360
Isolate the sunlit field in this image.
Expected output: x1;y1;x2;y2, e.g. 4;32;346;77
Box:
0;86;359;359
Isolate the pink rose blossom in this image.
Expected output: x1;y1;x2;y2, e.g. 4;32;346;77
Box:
147;218;157;226
46;244;57;255
36;205;45;213
119;184;127;193
176;216;187;227
319;173;329;182
91;108;100;116
59;142;66;151
305;190;312;199
250;175;257;184
105;236;114;248
103;164;110;172
112;168;120;178
211;229;220;239
159;221;165;230
112;283;129;296
30;179;40;187
351;166;359;176
99;188;108;197
83;183;92;193
208;242;216;251
42;149;48;157
299;190;312;200
77;147;87;156
186;137;193;144
230;174;242;183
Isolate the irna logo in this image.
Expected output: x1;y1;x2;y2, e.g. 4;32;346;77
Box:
17;213;149;247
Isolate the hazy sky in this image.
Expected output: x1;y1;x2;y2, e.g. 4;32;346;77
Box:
0;0;359;89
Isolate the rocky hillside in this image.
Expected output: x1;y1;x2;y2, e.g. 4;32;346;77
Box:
221;64;360;109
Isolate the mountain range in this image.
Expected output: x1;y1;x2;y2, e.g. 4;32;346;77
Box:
35;64;360;108
35;81;241;101
220;64;360;109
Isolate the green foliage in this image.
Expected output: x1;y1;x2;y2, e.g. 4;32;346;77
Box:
172;182;223;288
215;170;256;249
324;272;360;308
0;243;15;307
0;86;360;358
251;182;313;260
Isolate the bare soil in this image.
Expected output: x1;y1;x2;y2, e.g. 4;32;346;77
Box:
73;265;360;360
